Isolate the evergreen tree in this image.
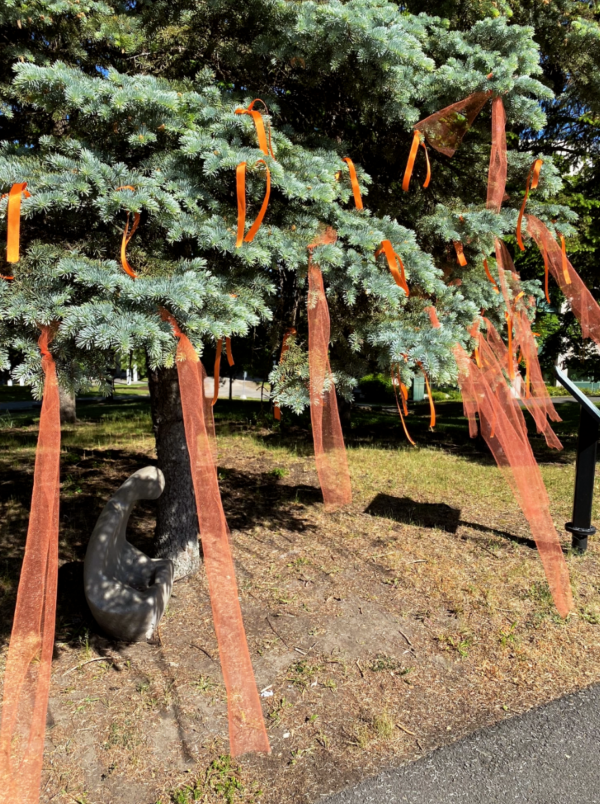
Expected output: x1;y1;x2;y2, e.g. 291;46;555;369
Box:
0;1;573;573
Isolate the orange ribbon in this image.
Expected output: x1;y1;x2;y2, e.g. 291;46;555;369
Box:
402;130;431;192
454;241;467;266
516;159;543;251
212;337;234;406
4;182;31;267
375;240;409;296
391;366;415;446
422;370;436;430
236;160;271;247
274;327;297;420
560;235;572;285
425;305;441;329
115;186;139;278
235;99;275;158
341;158;364;210
483;257;500;294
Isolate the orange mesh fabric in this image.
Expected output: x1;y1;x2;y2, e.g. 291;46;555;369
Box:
161;314;269;756
415;91;491;157
492;239;562;448
307;229;352;509
484;316;562;450
487;96;507;214
526;215;600;345
0;326;60;802
455;342;572;618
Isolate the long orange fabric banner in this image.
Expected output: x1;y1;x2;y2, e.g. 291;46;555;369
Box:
455;339;572;618
307;229;352;509
160;312;270;756
0;327;61;803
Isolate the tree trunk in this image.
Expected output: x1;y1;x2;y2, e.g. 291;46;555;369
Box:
148;364;200;579
59;386;77;424
337;395;352;431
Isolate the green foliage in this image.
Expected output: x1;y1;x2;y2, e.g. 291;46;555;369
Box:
0;0;579;412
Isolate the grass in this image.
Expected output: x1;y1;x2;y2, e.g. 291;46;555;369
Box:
1;393;600;804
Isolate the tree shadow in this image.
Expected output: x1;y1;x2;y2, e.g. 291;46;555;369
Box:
365;492;538;550
218;466;322;533
0;445;159;645
248;400;580;468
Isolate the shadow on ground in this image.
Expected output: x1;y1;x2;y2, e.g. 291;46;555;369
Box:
365;492;538;550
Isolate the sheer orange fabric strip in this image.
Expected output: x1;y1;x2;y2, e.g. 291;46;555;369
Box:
454;342;572;618
526;215;600;345
375;240;409;296
0;326;61;803
491;239;562;447
307;229;352;508
273;327;297;421
484;316;562;450
413;91;492;158
236;160;271;247
159;310;270;756
342;158;364;210
516;160;543;252
235;99;275;158
402;131;431;192
486;96;507;214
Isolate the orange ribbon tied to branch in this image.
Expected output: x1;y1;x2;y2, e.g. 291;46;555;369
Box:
211;337;234;406
375;240;409;296
391;365;415;446
560;234;572;285
454;241;467;266
341;158;364;210
516;159;543;252
115;186;140;278
422;369;436;430
274;327;297;421
402;131;431;193
3;182;31;270
236;160;271;247
235;99;275;158
483;257;500;294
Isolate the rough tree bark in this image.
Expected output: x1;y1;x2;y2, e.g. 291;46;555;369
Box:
148;364;200;579
59;386;77;424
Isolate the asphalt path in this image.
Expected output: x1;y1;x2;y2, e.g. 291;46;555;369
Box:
324;684;600;804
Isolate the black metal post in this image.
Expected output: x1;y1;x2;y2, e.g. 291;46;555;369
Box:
565;405;598;552
555;367;600;553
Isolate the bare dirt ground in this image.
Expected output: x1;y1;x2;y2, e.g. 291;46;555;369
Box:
0;402;599;804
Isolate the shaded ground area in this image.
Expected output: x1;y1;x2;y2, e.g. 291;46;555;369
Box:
0;398;599;803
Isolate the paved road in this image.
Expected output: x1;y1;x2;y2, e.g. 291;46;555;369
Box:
324;684;600;804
